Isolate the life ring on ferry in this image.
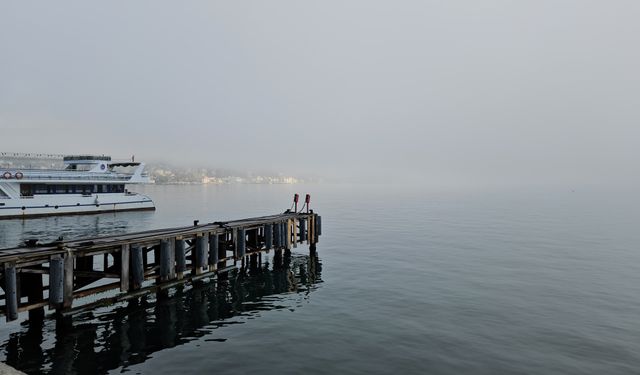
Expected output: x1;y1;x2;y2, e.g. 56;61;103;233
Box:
2;172;11;179
14;172;23;180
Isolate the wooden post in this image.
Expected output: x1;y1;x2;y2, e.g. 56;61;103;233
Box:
23;271;44;320
4;263;18;322
273;222;280;248
131;246;143;290
299;217;307;243
160;239;171;282
286;220;292;249
236;228;246;259
63;250;74;309
247;228;258;248
218;232;227;270
142;247;148;269
49;255;64;308
175;238;186;279
265;224;273;250
308;214;314;245
169;239;176;280
209;233;219;269
195;234;207;275
317;215;322;236
232;229;238;260
120;244;130;292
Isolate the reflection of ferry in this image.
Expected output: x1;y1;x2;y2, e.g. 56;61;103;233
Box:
0;154;155;219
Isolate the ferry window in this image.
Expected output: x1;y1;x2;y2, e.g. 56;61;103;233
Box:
80;185;89;194
0;187;9;198
20;184;32;197
34;185;48;194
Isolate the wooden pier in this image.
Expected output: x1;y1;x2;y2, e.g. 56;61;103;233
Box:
0;211;321;322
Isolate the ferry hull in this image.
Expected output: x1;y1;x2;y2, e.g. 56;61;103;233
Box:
0;194;155;220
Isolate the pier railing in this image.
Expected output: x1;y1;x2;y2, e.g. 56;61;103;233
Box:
0;211;321;322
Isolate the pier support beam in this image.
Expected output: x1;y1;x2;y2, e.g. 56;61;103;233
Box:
236;228;246;259
160;240;172;282
217;234;226;274
316;215;322;237
63;251;74;309
23;271;44;320
4;263;18;322
286;220;292;249
265;224;273;250
299;218;307;243
195;235;207;275
120;244;130;292
49;255;64;309
131;246;144;290
308;215;314;245
209;234;219;270
273;223;281;248
292;218;298;248
175;238;186;279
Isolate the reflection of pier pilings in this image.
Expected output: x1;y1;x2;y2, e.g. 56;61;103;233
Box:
1;249;322;374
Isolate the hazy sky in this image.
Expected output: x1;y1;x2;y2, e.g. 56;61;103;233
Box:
1;1;639;186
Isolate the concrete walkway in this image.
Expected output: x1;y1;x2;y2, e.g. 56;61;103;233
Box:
0;363;25;375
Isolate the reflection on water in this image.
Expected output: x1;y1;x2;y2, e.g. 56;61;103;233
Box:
0;251;322;374
0;211;157;249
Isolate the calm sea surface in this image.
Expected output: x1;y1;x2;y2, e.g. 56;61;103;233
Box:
0;184;639;374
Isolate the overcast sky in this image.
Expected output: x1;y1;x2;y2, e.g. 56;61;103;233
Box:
1;1;639;186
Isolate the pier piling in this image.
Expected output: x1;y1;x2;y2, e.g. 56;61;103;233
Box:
131;246;144;291
49;255;64;308
4;263;17;322
209;234;219;269
120;244;130;292
160;240;171;282
175;238;186;279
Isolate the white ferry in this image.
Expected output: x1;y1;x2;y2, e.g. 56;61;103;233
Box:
0;154;155;219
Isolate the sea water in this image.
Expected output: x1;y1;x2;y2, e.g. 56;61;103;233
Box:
0;184;639;374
